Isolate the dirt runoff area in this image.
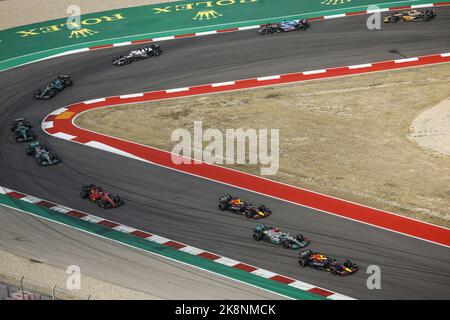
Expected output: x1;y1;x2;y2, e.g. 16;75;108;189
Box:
77;63;450;228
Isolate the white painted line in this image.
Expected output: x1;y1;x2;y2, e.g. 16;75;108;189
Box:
250;269;278;279
215;257;241;267
411;3;434;8
113;42;132;47
211;81;236;87
84;141;145;161
179;246;205;255
257;75;281;81
288;281;316;291
328;293;356;300
84;98;106;104
152;36;175;41
324;13;346;19
20;196;42;204
113;225;137;233
120;93;144;99
394;57;419;63
441;53;450;57
367;8;389;13
303;69;327;75
148;235;171;244
238;25;260;31
166;87;189;93
51;132;77;141
348;63;373;69
50;205;72;214
195;31;218;36
80;215;104;223
49;107;68;116
42;121;54;129
0;187;11;194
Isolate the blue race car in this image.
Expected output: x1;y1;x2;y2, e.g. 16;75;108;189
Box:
258;19;310;35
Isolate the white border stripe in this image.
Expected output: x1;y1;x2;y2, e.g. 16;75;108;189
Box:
166;87;189;93
441;53;450;57
80;215;104;223
257;75;281;81
148;235;171;244
395;57;419;63
215;257;241;267
303;69;326;75
411;3;434;8
328;293;356;300
51;132;76;140
179;246;205;255
20;196;43;204
324;13;346;19
195;31;218;36
211;81;236;87
84;98;106;104
120;93;144;99
113;42;132;47
50;205;72;214
250;269;278;279
238;25;260;30
113;225;137;233
348;63;373;69
367;8;389;13
42;121;54;129
288;281;316;291
49;107;68;116
152;36;175;41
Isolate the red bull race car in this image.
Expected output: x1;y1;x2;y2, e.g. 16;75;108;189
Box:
218;195;272;219
80;184;124;209
298;249;358;276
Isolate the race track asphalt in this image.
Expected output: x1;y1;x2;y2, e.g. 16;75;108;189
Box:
1;10;449;299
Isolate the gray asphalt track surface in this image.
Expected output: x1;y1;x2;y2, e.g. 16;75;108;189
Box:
1;11;449;299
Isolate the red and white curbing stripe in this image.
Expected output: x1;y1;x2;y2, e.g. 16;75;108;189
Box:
41;51;450;248
42;2;450;56
0;186;352;300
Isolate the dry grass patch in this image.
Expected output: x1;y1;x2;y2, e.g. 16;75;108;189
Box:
77;63;450;227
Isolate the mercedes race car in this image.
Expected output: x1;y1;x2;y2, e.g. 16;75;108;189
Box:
80;184;124;209
253;224;310;249
10;118;32;132
218;195;272;219
258;19;310;35
26;141;61;166
13;124;37;142
298;249;359;276
112;44;162;66
33;75;73;100
384;9;436;23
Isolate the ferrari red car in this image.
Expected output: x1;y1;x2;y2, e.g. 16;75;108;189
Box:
80;184;124;209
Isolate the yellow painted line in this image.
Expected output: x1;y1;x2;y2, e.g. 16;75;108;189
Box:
55;111;74;120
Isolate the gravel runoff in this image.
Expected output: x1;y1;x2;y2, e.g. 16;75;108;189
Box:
0;0;178;30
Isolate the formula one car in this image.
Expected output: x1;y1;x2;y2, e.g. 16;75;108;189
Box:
218;195;272;219
258;19;310;35
298;249;359;276
384;9;436;23
13;124;37;142
112;44;162;66
26;141;61;166
253;224;310;249
10;118;32;132
80;184;124;209
33;75;73;100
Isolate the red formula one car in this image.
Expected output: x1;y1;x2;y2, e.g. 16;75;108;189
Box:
80;184;124;209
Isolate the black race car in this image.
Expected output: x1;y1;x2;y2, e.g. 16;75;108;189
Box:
10;118;32;132
298;249;358;276
33;75;73;100
14;124;37;142
258;19;310;35
218;195;272;219
112;44;162;66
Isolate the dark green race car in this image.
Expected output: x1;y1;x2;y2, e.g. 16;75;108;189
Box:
26;141;61;166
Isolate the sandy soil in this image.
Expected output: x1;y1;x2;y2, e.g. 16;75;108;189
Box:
77;63;450;228
0;0;178;30
410;97;450;156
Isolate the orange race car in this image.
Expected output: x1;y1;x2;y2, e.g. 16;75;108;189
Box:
384;9;436;23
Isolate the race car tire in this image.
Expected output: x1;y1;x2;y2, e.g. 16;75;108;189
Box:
331;267;338;275
154;50;161;57
390;16;399;23
282;240;290;248
80;191;89;199
218;203;226;211
65;80;73;87
253;233;262;241
266;28;274;34
423;15;431;22
299;259;307;267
